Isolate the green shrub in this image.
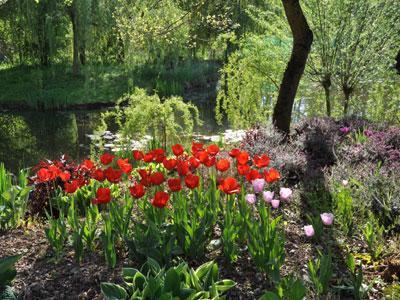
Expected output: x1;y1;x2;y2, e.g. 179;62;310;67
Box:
100;259;236;300
103;88;202;148
0;164;30;231
0;255;21;300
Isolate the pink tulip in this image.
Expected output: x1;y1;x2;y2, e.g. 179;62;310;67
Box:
339;127;351;134
252;178;265;193
320;213;334;226
271;199;280;209
279;187;293;201
263;191;274;203
245;194;257;205
304;225;315;237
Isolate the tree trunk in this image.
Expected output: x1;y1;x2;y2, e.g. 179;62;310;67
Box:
37;0;51;67
322;76;332;117
68;4;80;76
273;0;313;135
342;85;352;116
79;43;86;65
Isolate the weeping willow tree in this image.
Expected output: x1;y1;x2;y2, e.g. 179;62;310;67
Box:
0;0;59;65
215;1;291;129
105;88;202;147
216;35;290;128
114;0;195;66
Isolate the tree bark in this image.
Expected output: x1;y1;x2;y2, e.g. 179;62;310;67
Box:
273;0;313;134
79;44;86;65
68;3;80;76
322;76;332;117
395;50;400;74
342;85;353;116
38;2;50;67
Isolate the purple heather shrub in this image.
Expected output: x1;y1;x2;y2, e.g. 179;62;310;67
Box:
327;161;400;232
241;124;307;184
293;117;341;169
364;129;373;137
338;125;400;171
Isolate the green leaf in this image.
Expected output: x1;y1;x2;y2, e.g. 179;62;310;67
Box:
346;254;355;273
133;272;146;291
259;291;280;300
163;268;180;296
122;268;139;282
0;285;16;300
215;279;236;292
286;279;306;300
0;255;22;286
100;283;128;300
195;261;213;280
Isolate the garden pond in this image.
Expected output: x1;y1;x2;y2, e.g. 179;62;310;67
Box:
0;100;233;173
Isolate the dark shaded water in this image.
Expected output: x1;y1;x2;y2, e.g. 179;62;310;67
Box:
0;100;219;173
0;111;101;173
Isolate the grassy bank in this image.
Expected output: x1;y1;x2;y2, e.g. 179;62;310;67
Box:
0;61;219;110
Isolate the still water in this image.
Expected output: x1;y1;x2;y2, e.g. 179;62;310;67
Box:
0;101;220;173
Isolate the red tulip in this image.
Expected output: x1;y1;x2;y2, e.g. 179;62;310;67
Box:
104;167;122;183
58;171;71;182
48;165;61;180
151;191;170;208
150;172;165;185
129;183;145;199
246;169;262;182
207;144;220;156
100;153;115;165
138;169;151;186
82;159;95;170
203;156;216;167
197;151;209;163
185;173;200;189
143;153;154;163
253;154;270;169
92;187;111;204
191;141;204;154
189;157;200;169
177;160;190;176
236;151;249;165
229;148;240;158
138;169;150;179
216;159;230;172
219;177;241;194
132;150;144;161
37;168;51;182
163;158;177;171
172;144;184;156
64;180;79;193
264;168;281;183
152;148;166;163
117;158;132;174
237;164;250;176
167;178;182;192
91;169;105;181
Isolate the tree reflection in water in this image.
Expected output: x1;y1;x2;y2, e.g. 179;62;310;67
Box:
0;111;101;173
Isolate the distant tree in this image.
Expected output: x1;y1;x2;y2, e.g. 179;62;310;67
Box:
331;0;399;115
304;0;340;116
